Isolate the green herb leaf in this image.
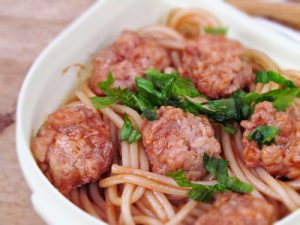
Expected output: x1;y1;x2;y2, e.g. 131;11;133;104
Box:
165;97;182;108
118;88;152;112
98;72;115;94
223;124;237;134
167;170;225;202
182;84;299;123
188;187;215;202
167;170;194;187
135;77;164;106
204;27;228;35
120;114;141;143
170;77;203;98
256;88;300;111
145;69;178;98
247;125;280;148
206;98;238;122
93;70;299;125
167;154;252;202
224;177;253;193
203;154;229;183
145;69;204;99
203;153;253;193
142;108;158;121
182;90;253;124
91;96;116;109
256;71;296;88
180;99;201;115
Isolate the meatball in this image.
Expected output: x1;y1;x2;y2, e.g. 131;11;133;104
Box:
241;101;300;179
142;106;221;180
196;193;274;225
31;104;114;195
89;30;171;95
179;35;254;99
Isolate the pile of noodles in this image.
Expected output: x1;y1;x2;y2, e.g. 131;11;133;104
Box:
62;8;300;225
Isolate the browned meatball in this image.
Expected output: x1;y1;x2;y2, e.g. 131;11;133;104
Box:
196;193;274;225
89;30;171;95
142;106;221;180
179;35;254;99
31;104;114;195
241;101;300;179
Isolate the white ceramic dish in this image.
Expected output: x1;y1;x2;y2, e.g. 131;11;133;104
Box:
253;17;300;46
16;0;300;224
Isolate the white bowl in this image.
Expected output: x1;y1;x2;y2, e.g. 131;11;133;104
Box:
16;0;300;224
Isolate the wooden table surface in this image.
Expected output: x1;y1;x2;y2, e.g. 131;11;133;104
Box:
0;1;95;224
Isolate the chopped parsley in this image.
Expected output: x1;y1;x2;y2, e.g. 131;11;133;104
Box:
203;154;253;193
91;70;299;123
91;96;115;109
247;126;280;148
167;154;252;202
204;27;228;35
222;124;237;134
181;90;254;123
91;70;204;120
256;71;296;88
141;108;158;121
98;72;115;92
120;114;141;143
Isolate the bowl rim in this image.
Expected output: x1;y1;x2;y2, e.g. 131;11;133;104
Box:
15;0;108;224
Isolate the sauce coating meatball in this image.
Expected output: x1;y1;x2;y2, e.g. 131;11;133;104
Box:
241;101;300;179
179;35;254;99
89;30;171;95
142;106;221;180
31;104;114;195
196;193;274;225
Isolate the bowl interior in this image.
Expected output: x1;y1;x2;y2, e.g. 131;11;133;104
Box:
16;0;300;224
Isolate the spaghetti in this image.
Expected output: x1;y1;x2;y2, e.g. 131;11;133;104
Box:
32;8;300;225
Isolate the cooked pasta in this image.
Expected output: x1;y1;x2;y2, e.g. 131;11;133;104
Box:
31;8;300;225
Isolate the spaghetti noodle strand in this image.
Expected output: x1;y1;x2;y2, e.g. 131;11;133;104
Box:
105;189;118;225
89;182;106;210
144;190;167;221
136;201;157;218
256;168;298;211
165;201;198;225
70;188;81;207
133;215;164;225
153;191;175;220
121;184;135;225
46;9;300;225
78;187;100;219
99;174;188;196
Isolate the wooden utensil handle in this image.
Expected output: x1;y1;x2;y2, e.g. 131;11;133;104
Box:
228;0;300;29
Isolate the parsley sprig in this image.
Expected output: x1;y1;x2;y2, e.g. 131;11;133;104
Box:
91;70;204;120
167;154;253;202
256;70;296;88
247;126;280;148
120;114;141;143
204;27;228;35
91;70;299;124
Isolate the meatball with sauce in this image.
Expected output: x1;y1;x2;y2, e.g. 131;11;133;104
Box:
89;30;171;95
241;101;300;179
142;106;221;180
196;193;274;225
31;104;114;195
179;35;254;99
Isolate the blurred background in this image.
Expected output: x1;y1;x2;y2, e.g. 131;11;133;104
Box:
0;1;94;224
229;0;300;29
0;0;299;224
228;0;300;44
